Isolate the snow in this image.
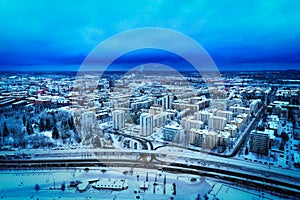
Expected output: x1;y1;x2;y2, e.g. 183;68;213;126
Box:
208;183;283;200
42;131;52;138
0;167;213;200
0;166;286;200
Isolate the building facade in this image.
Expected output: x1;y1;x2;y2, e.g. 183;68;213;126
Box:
112;110;125;130
140;113;153;136
249;130;270;155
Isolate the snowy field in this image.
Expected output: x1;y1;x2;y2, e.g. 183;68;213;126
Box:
0;167;212;200
0;166;288;200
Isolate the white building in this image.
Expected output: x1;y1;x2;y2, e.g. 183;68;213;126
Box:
140;113;153;136
230;117;244;130
203;131;218;149
153;112;168;128
172;102;199;114
208;116;227;130
155;94;174;111
181;116;204;131
195;110;212;124
112;110;125;130
189;128;204;147
218;131;231;146
224;124;238;137
216;110;233;121
229;105;250;116
188;129;218;149
250;99;261;114
210;99;227;111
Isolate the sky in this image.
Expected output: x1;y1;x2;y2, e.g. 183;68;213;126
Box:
0;0;299;71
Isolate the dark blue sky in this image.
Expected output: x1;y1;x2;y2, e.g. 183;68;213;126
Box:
0;0;299;71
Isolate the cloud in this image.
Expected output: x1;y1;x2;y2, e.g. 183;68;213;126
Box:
0;0;299;70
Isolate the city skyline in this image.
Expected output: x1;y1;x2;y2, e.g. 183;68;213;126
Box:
1;1;300;199
0;1;300;71
0;69;299;199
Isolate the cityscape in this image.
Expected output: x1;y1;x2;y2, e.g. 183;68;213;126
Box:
0;69;299;199
1;1;300;200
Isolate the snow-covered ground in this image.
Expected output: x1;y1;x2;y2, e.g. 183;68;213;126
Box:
0;167;287;200
0;167;212;200
208;182;283;200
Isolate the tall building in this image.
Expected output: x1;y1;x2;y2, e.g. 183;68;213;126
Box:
181;116;204;131
162;124;185;143
195;110;212;124
188;129;218;149
208;116;227;130
224;124;238;137
210;99;227;111
112;110;125;130
80;111;97;137
217;131;231;146
155;94;174;111
153;112;167;128
216;110;233;121
249;130;270;155
172;102;198;114
189;128;204;147
204;131;218;149
229;105;250;116
140;113;153;136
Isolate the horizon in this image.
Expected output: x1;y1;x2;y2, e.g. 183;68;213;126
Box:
0;67;299;73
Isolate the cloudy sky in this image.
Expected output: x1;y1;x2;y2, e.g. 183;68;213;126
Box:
0;0;299;71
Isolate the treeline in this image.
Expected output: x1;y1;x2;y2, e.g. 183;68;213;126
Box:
0;107;80;149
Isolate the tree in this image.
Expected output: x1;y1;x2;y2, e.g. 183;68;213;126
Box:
245;146;249;155
22;115;26;126
45;118;51;131
68;116;75;130
53;115;57;125
26;122;33;135
61;182;66;191
281;131;289;143
52;126;59;139
34;184;40;191
190;177;197;182
39;118;45;132
3;121;9;138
